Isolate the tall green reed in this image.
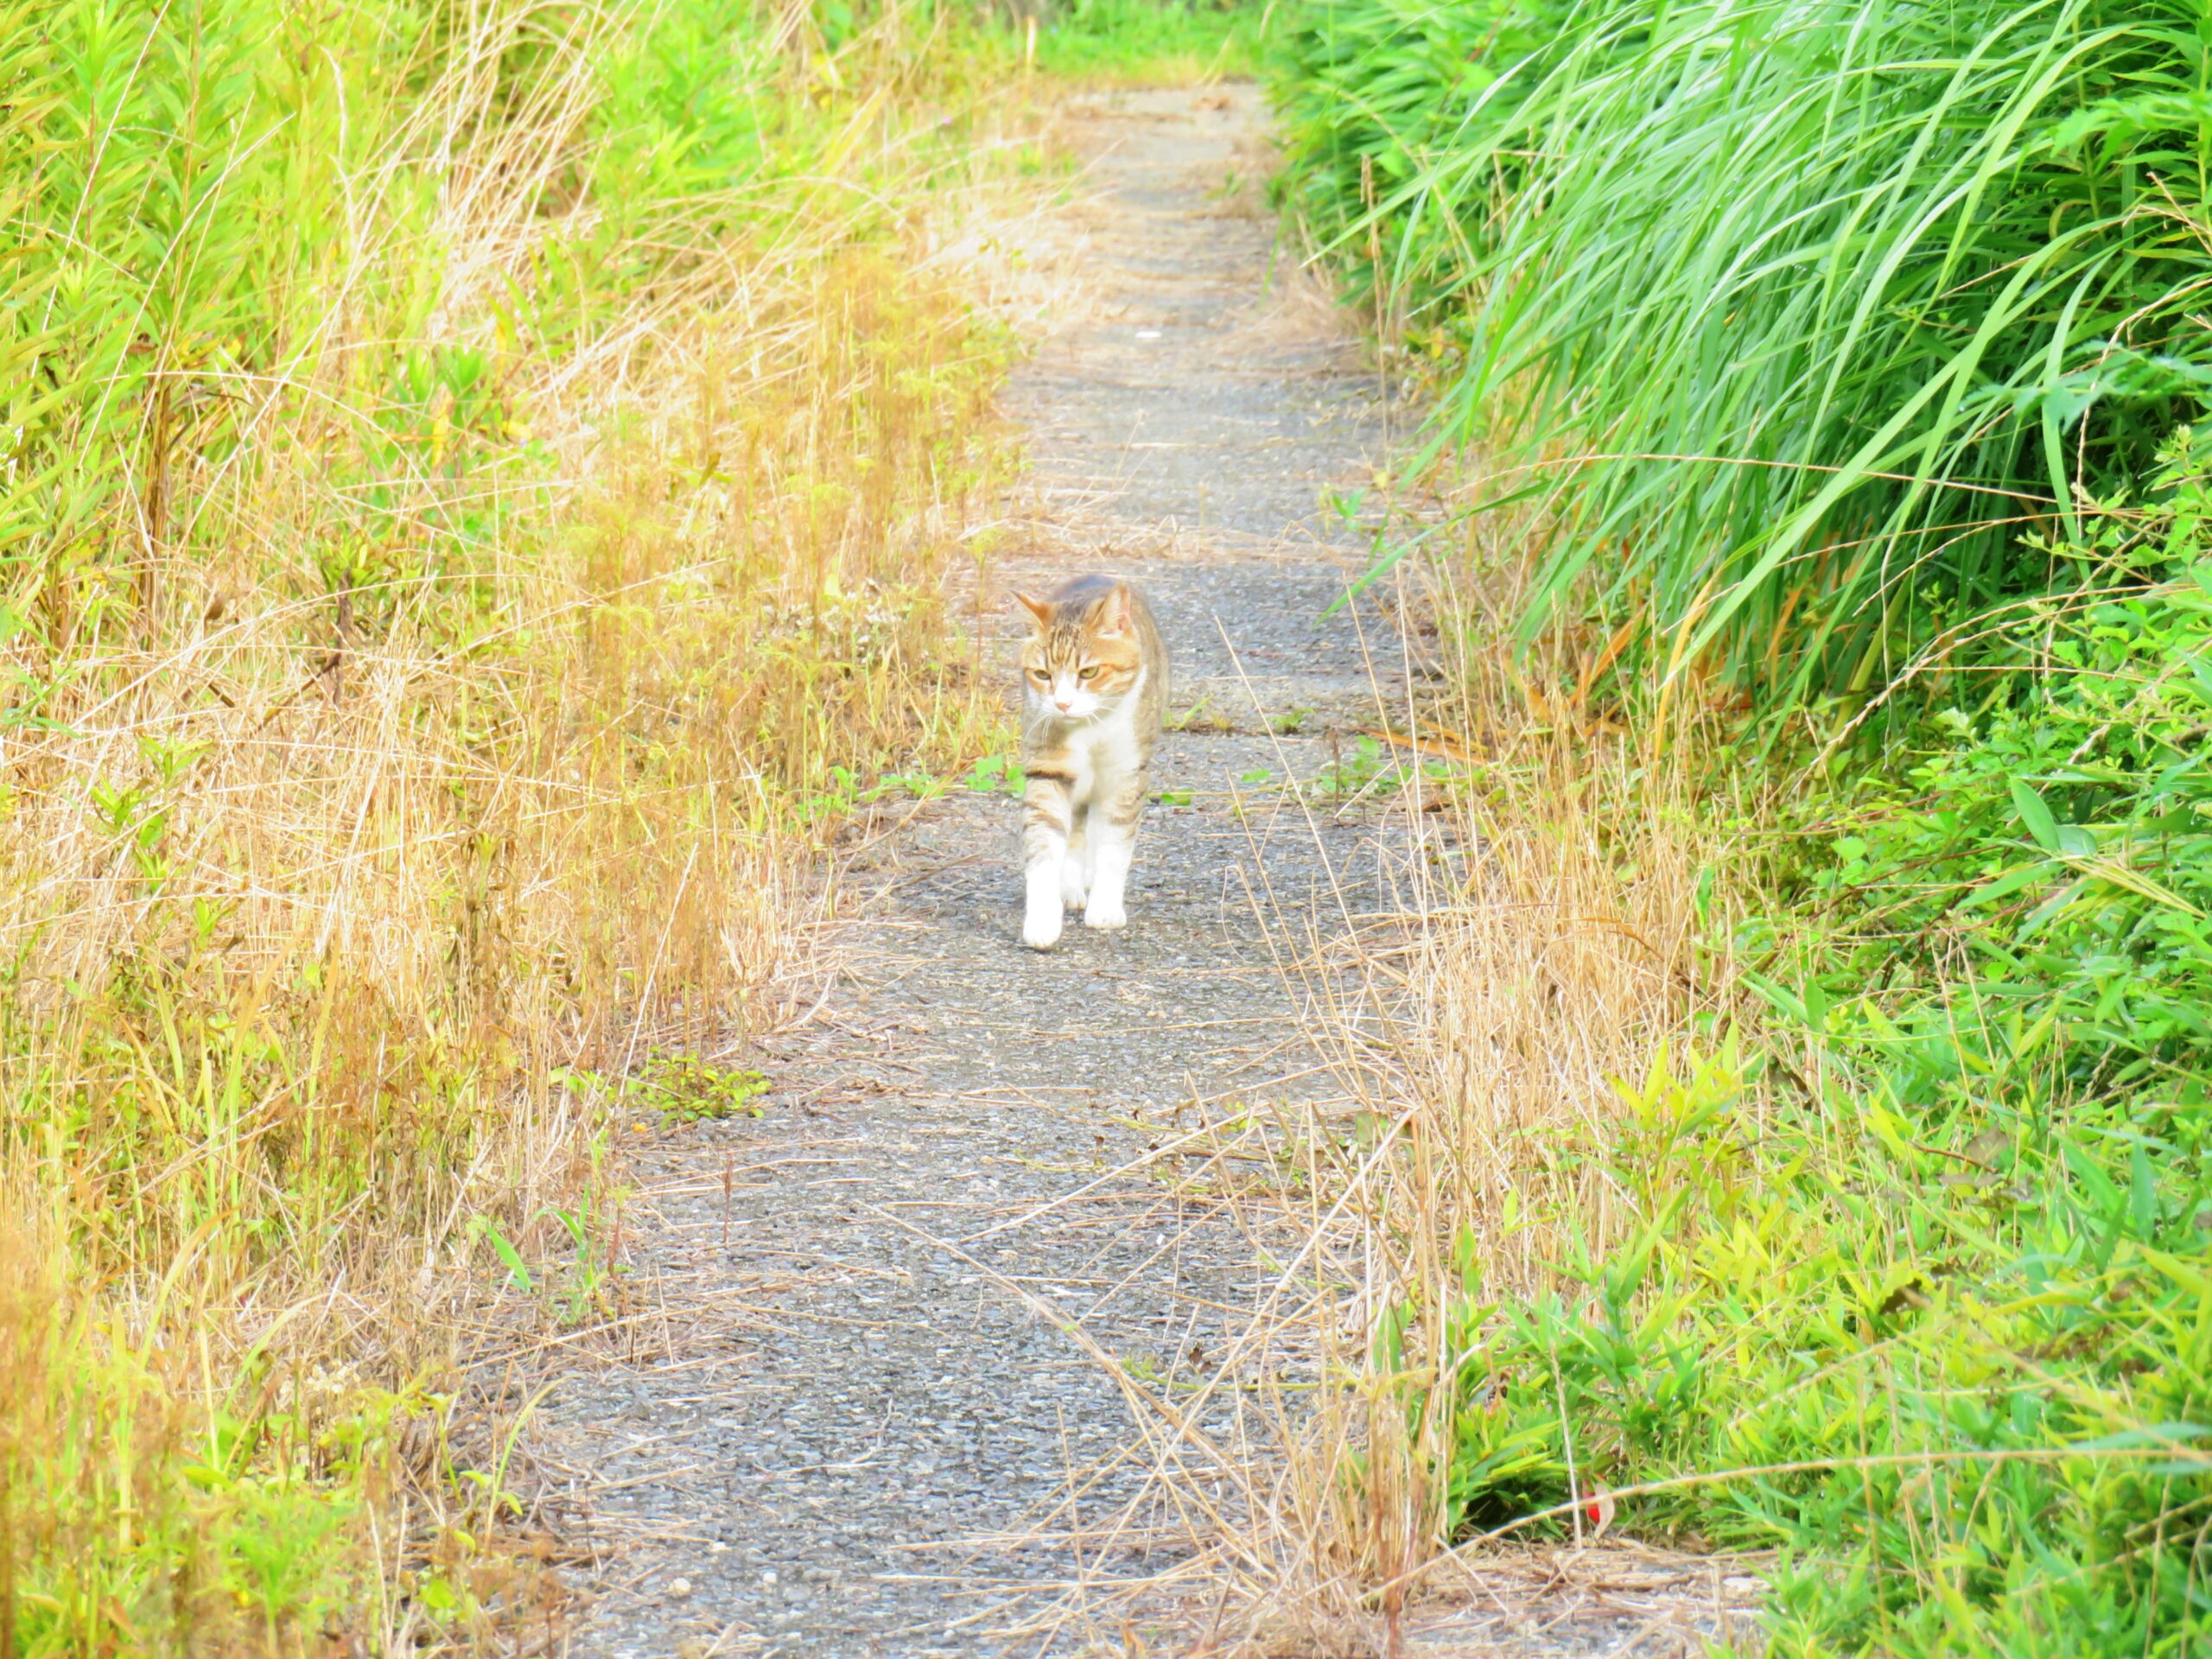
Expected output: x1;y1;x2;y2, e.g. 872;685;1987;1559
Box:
1274;0;2211;709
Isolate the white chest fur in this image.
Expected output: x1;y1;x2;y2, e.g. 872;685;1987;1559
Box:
1058;694;1142;802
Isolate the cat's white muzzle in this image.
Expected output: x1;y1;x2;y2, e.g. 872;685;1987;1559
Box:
1044;673;1103;721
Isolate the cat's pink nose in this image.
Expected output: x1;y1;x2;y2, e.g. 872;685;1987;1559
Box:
1054;697;1071;711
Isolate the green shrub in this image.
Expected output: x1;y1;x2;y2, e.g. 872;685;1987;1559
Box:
1793;434;2212;1103
1025;0;1260;78
1410;437;2212;1654
1426;1044;2209;1653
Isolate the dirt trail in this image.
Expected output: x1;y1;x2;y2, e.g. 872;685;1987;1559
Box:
541;86;1736;1659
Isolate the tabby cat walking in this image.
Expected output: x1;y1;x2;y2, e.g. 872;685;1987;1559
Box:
1013;576;1169;950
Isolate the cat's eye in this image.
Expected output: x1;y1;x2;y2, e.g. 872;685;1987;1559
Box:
1028;668;1048;681
1079;664;1101;679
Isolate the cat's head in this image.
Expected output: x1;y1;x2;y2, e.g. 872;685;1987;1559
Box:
1014;583;1143;722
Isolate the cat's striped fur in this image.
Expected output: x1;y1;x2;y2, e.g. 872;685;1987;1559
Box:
1013;575;1168;949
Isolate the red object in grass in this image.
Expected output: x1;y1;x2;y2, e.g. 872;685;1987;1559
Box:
1580;1481;1617;1538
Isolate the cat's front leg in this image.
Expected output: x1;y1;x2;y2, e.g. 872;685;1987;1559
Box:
1021;769;1075;949
1083;777;1145;931
1060;806;1090;910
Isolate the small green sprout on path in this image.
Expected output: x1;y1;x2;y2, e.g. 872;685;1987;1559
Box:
804;765;965;821
468;1170;626;1326
1166;696;1236;733
632;1052;770;1125
1309;735;1455;803
875;770;955;802
964;752;1027;795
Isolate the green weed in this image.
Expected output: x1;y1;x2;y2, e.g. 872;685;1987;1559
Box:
1309;735;1452;802
1283;439;2212;1652
965;751;1030;794
631;1053;772;1127
1014;0;1262;81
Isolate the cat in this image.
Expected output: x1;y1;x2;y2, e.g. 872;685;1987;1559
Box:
1012;575;1169;950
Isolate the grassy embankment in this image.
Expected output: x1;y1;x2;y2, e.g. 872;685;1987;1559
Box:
0;0;1246;1649
1266;1;2211;1651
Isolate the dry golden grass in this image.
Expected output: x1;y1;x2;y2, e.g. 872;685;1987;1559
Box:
1048;508;1770;1655
0;1;1064;1643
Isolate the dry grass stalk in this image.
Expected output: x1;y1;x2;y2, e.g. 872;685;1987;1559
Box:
0;1;1058;1643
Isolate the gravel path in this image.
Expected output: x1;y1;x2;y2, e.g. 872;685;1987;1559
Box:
539;86;1751;1659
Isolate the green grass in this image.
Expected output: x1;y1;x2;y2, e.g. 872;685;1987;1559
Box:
1267;3;2212;1650
1272;0;2211;708
1298;449;2212;1656
1022;0;1262;79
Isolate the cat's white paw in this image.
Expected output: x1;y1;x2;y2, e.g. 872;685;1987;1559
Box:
1024;860;1065;948
1085;852;1130;931
1060;870;1090;908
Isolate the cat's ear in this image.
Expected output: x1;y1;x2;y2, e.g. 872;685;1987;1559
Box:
1014;591;1053;631
1095;582;1134;637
